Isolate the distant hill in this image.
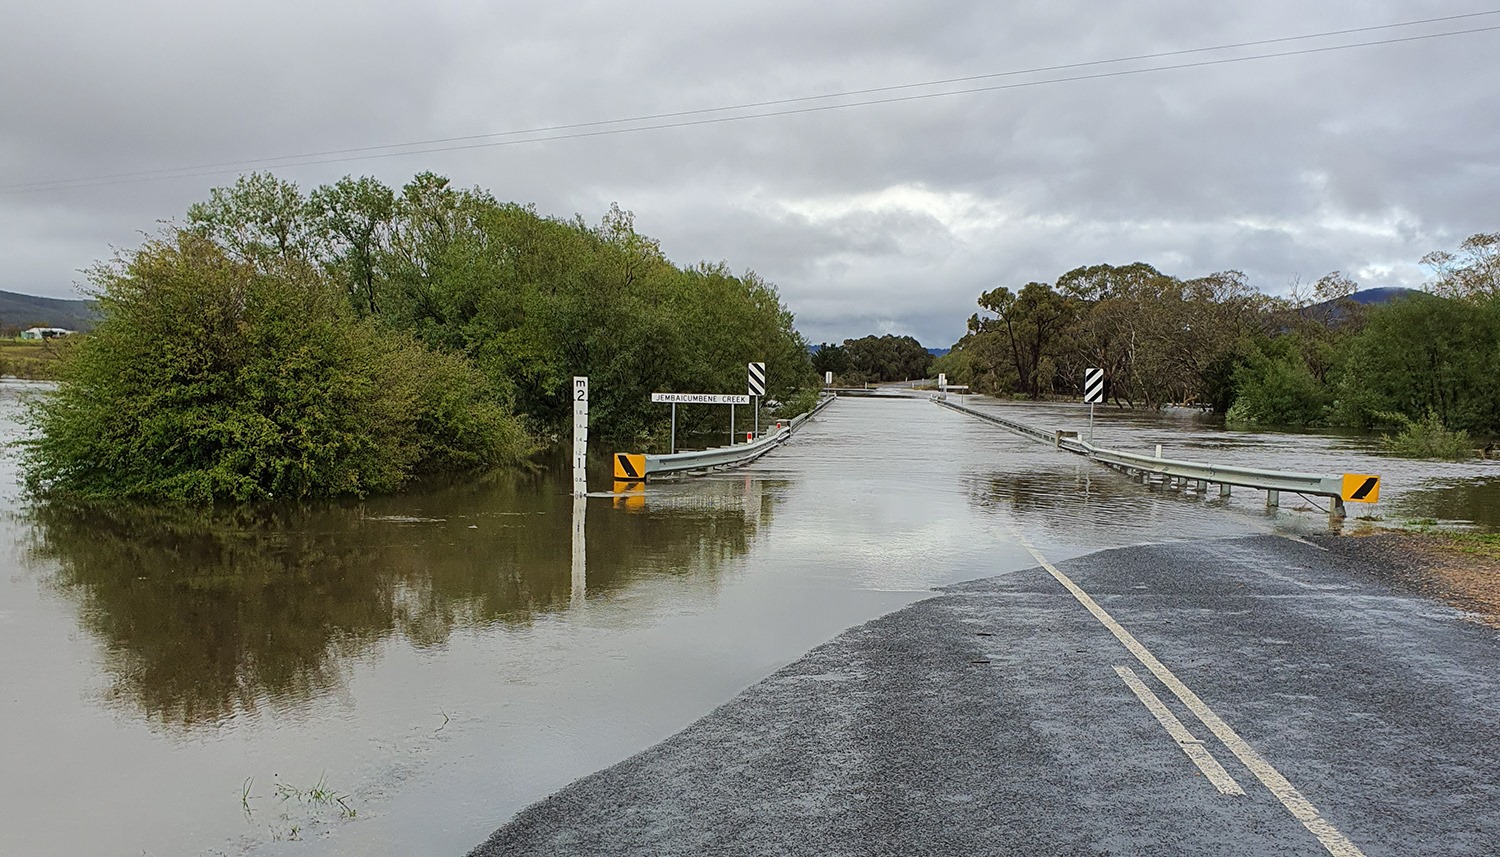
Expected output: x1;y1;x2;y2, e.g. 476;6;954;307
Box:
926;347;950;357
1303;286;1422;327
1343;286;1421;305
0;290;97;333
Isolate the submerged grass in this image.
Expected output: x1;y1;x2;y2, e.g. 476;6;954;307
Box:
274;773;357;818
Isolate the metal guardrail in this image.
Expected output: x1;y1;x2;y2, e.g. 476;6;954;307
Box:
644;393;836;477
936;397;1351;516
935;397;1056;443
789;391;837;432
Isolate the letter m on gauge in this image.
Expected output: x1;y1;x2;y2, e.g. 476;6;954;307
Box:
748;362;767;397
1084;368;1105;404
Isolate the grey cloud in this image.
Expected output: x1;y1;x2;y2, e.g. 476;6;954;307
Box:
2;1;1496;349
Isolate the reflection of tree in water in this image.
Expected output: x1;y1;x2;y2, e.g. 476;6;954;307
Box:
29;467;779;731
1395;477;1500;531
965;468;1132;515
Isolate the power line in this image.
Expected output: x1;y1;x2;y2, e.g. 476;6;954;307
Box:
5;14;1498;195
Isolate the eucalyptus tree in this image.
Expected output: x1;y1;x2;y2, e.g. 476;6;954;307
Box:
972;281;1075;399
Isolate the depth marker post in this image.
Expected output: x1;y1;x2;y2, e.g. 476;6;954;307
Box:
572;376;589;497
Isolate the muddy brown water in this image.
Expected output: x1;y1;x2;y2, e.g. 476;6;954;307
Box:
1;384;1495;857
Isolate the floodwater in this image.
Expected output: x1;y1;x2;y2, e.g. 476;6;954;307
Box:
953;396;1500;531
1;384;1495;857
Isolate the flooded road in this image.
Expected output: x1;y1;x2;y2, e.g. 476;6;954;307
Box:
1;386;1494;857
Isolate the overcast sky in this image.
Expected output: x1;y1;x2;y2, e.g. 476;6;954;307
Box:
2;1;1497;347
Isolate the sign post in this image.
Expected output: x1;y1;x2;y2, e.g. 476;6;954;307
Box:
651;393;752;454
748;362;766;438
572;376;589;497
1084;368;1104;443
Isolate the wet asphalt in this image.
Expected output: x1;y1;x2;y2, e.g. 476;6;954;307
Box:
468;533;1500;856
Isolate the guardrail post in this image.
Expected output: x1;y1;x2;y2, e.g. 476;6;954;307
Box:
1331;495;1346;519
1220;483;1231;497
1266;489;1279;509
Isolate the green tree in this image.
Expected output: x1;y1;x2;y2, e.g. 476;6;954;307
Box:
307;176;396;315
185;172;314;268
972;282;1074;399
811;343;851;378
840;334;932;382
24;230;530;503
1226;340;1329;426
1332;292;1500;434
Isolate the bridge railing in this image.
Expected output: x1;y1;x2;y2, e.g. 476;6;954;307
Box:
936;397;1351;516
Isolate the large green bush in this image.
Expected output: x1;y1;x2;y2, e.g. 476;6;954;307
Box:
1225;343;1329;427
1379;410;1474;460
24;231;531;503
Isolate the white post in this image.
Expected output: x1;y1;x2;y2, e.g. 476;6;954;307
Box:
730;402;736;445
572;376;588;498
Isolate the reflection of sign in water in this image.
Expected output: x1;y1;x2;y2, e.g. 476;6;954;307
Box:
614;453;646;481
1341;474;1381;502
1084;368;1105;404
651;393;751;405
748;362;766;396
573;377;588;497
612;481;645;511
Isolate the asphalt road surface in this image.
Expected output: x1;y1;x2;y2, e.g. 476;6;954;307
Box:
469;533;1499;856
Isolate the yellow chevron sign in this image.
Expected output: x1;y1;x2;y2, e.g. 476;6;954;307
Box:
614;453;646;481
1341;474;1380;503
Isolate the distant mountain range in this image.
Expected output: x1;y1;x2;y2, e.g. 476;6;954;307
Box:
0;290;96;332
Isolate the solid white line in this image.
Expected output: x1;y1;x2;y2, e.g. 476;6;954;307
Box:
1113;665;1246;796
1018;538;1367;857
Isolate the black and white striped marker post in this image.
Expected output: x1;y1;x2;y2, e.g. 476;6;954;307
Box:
748;362;766;436
1084;367;1104;443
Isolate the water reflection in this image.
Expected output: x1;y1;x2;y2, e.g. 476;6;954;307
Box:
1395;477;1500;531
959;397;1500;533
28;464;784;732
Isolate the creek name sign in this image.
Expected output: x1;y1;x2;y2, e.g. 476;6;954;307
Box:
651;393;752;405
